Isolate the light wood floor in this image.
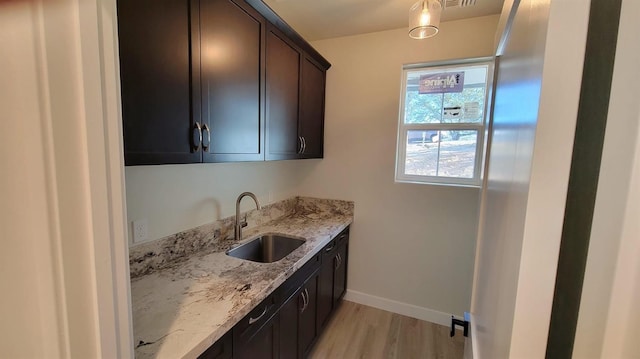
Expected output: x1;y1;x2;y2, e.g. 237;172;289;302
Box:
308;301;465;359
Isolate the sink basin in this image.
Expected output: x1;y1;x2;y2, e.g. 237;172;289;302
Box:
226;234;305;263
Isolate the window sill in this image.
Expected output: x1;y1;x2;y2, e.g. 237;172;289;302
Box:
394;178;482;189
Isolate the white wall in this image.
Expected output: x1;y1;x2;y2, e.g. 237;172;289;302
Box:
295;15;498;320
470;0;590;358
1;3;66;357
1;0;133;357
599;92;640;359
125;160;313;244
600;116;640;357
574;0;640;356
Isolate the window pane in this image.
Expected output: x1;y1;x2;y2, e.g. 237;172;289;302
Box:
404;130;440;176
437;130;477;178
443;87;485;123
404;65;488;124
404;91;442;124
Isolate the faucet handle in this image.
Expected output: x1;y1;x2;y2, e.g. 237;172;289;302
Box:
240;214;248;228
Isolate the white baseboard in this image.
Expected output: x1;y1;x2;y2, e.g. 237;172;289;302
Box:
343;289;455;327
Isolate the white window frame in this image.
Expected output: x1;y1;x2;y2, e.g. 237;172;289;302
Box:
395;57;494;187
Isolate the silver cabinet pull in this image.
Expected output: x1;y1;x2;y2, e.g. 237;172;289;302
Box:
300;288;309;312
192;122;203;151
298;136;304;154
202;123;211;151
338;253;342;268
248;305;268;325
302;290;306;310
301;136;307;154
304;288;309;309
304;288;309;311
324;243;335;252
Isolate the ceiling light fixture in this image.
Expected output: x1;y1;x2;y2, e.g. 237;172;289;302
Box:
408;0;443;39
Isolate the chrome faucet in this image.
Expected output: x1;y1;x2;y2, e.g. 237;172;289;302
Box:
235;192;261;241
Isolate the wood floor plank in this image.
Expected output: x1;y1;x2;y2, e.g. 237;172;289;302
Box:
308;301;465;359
364;308;393;359
381;310;401;359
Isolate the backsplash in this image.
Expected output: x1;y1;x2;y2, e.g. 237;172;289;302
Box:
128;196;354;278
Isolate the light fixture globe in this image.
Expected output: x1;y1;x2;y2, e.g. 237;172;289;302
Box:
409;0;442;39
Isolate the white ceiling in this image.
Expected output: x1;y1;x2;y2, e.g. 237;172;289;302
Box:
262;0;505;41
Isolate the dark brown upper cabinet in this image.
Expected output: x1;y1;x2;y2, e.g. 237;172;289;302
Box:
299;57;326;159
118;0;200;165
265;26;301;160
194;0;266;162
265;25;327;161
117;0;330;165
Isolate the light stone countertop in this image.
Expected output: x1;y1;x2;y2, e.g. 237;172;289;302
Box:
131;198;354;359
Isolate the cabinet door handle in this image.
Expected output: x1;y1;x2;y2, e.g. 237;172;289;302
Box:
248;305;268;325
303;288;309;312
324;242;335;252
301;136;307;154
192;122;203;151
300;289;308;313
335;253;342;269
298;136;304;154
202;123;211;151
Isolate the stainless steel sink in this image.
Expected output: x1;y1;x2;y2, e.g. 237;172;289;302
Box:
226;234;305;263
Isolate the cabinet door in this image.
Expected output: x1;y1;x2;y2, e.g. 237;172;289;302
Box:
265;26;301;160
333;240;348;303
278;288;301;359
234;313;279;359
298;56;326;159
278;273;318;359
118;0;201;165
197;331;232;359
198;0;265;162
316;243;336;332
299;274;318;357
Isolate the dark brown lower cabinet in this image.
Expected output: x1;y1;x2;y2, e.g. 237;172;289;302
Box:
316;252;334;331
317;229;349;332
333;239;348;303
201;227;349;359
279;272;318;359
234;313;278;359
198;331;232;359
232;294;279;359
278;294;298;359
299;275;318;357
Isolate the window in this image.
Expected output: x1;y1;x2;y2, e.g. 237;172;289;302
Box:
395;59;493;187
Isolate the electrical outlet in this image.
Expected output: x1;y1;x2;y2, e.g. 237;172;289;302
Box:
132;219;148;243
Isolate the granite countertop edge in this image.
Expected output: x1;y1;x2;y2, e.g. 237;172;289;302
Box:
131;201;353;359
